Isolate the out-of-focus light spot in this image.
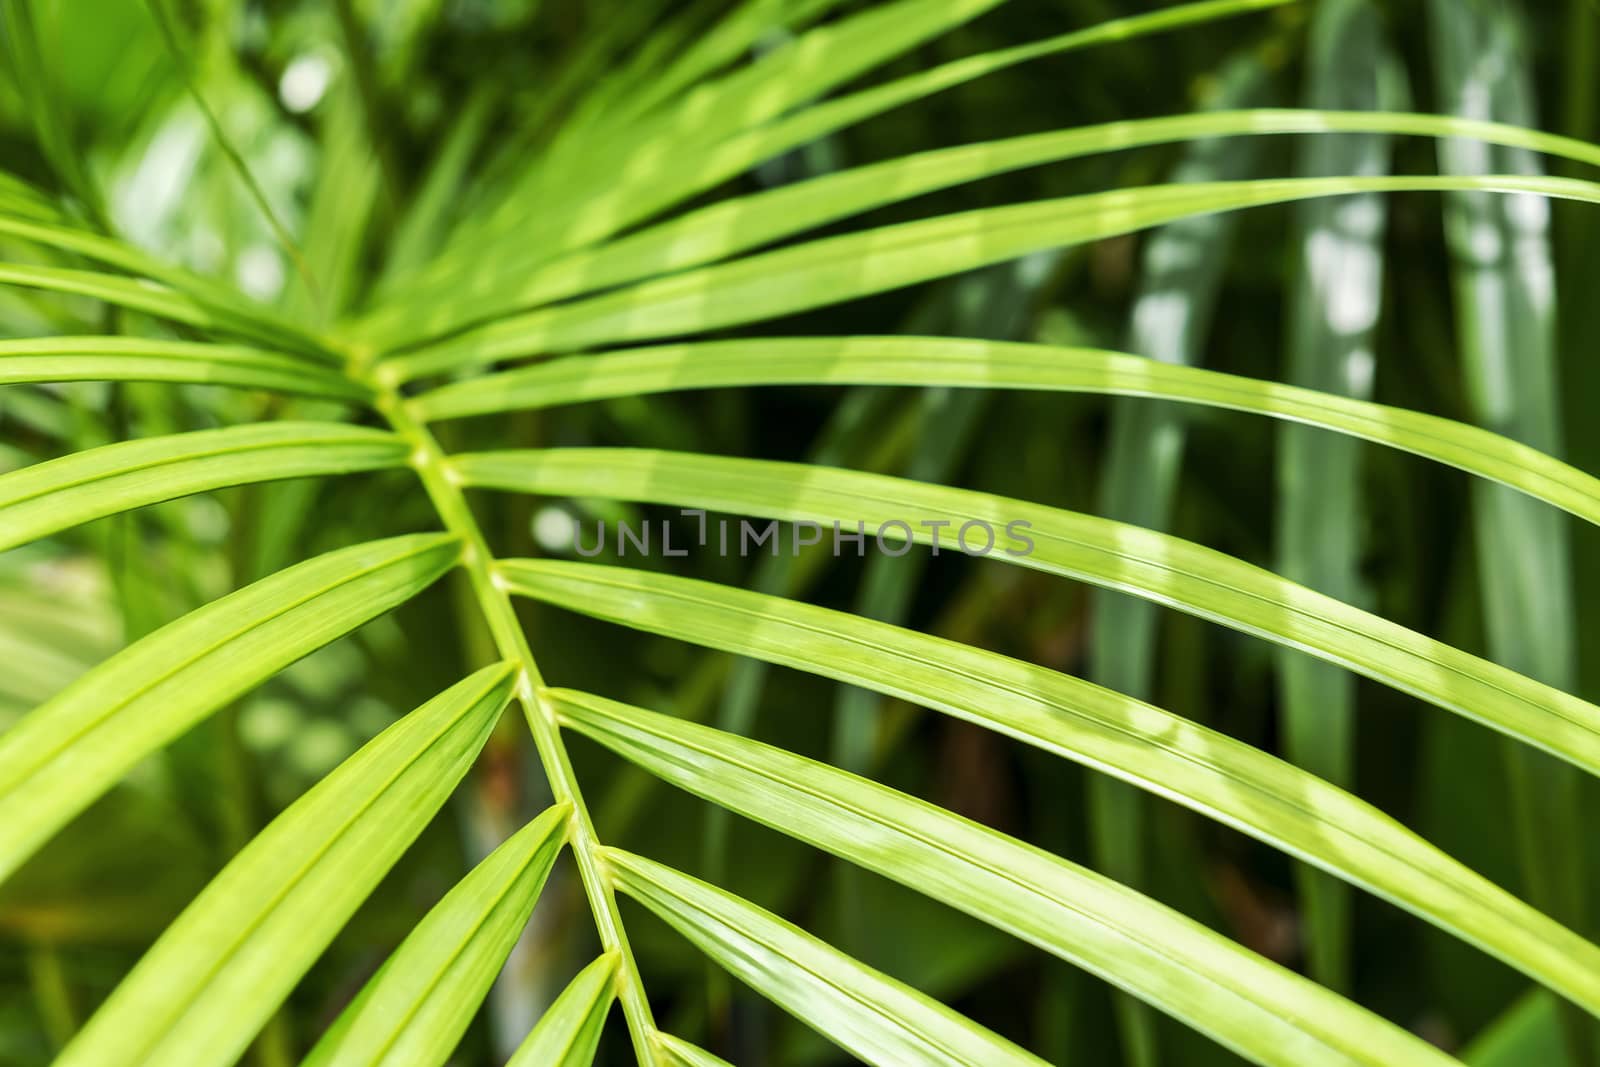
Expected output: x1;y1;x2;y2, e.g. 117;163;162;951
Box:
1468;219;1503;261
237;244;285;300
192;229;225;273
291;718;354;777
1309;230;1382;337
241;699;298;749
1507;190;1549;231
1335;195;1383;236
1016;249;1054;287
1345;348;1376;397
1130;289;1193;359
184;494;231;542
279;54;331;113
533;507;575;552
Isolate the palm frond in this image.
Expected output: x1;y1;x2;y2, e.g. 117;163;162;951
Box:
3;0;1598;1063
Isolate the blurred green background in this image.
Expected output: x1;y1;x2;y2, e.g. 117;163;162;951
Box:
3;0;1599;1064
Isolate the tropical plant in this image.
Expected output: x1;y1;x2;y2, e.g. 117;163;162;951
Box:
2;0;1600;1064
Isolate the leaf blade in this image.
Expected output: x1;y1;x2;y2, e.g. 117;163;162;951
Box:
302;804;571;1067
410;335;1600;530
606;848;1046;1067
0;336;369;400
374;107;1600;345
371;0;1296;344
388;174;1600;380
500;558;1600;1018
55;663;516;1067
457;447;1600;779
0;262;260;340
0;533;461;882
0;422;409;553
0;213;330;358
655;1033;736;1067
506;952;618;1067
550;689;1455;1067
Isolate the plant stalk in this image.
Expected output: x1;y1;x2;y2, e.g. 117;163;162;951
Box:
371;377;660;1065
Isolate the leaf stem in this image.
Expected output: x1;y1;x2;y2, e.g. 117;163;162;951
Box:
371;380;660;1065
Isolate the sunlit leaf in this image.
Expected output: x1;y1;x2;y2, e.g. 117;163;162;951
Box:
501;557;1600;1016
0;336;369;400
0;422;408;553
655;1033;736;1067
606;847;1047;1066
364;0;1299;347
457;447;1600;777
387;174;1600;380
506;952;617;1067
0;533;460;882
412;337;1600;527
551;689;1455;1067
55;664;516;1067
303;803;570;1067
373;108;1600;345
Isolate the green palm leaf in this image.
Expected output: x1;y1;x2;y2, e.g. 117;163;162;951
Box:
549;688;1455;1067
377;0;1291;336
0;423;408;553
387;174;1600;380
606;846;1050;1066
0;534;460;881
412;337;1600;527
655;1033;737;1067
0;263;272;341
506;953;618;1067
3;0;1596;1061
455;448;1600;776
0;337;369;400
371;107;1600;344
303;803;570;1067
54;664;516;1067
499;557;1600;1015
0;214;324;357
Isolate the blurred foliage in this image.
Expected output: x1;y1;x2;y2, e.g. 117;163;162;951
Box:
1;0;1599;1065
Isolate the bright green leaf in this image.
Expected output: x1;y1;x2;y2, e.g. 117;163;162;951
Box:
0;422;409;553
550;689;1455;1067
54;663;516;1067
0;213;328;359
457;447;1600;779
0;533;461;882
412;335;1600;526
0;262;290;346
373;108;1600;345
373;0;1296;346
605;847;1047;1066
303;803;571;1067
388;174;1600;380
506;952;617;1067
655;1033;735;1067
0;336;369;400
500;558;1600;1017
